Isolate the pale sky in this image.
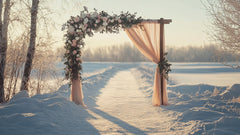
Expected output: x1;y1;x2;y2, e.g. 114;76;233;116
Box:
50;0;210;49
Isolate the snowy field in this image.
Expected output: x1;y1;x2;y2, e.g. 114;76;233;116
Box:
0;62;240;135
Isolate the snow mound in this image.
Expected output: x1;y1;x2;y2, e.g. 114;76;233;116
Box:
215;84;240;100
0;88;99;135
10;90;29;102
133;65;240;134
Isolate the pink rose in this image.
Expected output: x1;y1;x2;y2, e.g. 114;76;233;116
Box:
70;20;74;24
118;19;122;23
108;19;111;23
85;24;88;27
74;17;79;22
73;50;77;55
87;28;91;32
72;40;76;47
98;15;101;19
72;43;76;47
77;45;80;48
94;24;97;27
102;17;107;22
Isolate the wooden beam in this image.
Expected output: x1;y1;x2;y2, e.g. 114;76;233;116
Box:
142;19;172;24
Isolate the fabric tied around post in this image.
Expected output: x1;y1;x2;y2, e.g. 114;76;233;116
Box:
125;22;168;106
71;78;87;108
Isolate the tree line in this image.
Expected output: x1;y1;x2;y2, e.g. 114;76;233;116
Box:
81;43;239;62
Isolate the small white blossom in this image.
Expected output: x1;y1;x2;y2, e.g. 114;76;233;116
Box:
81;13;87;18
91;12;98;18
103;22;108;26
75;37;80;40
68;26;75;33
83;18;88;24
79;24;83;29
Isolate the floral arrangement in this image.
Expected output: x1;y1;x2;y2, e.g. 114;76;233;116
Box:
62;7;143;80
158;53;171;80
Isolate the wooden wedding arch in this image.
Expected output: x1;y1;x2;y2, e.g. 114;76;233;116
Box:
62;7;172;107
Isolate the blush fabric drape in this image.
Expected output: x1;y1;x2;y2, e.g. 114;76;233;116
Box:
125;22;168;106
71;78;87;107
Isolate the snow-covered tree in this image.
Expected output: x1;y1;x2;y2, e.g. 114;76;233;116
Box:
205;0;240;53
205;0;240;68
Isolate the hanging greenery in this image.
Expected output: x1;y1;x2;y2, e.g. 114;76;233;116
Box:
62;7;143;80
158;53;172;80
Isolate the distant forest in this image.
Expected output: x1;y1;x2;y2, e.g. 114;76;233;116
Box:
81;43;239;62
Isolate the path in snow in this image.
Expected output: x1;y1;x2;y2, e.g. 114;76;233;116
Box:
86;69;191;135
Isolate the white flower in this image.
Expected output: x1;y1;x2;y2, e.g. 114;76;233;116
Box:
103;22;108;26
74;17;80;22
68;26;75;33
79;24;83;29
111;19;114;23
91;12;98;18
75;37;80;40
81;13;87;18
83;18;88;24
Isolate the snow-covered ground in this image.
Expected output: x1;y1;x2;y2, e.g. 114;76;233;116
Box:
0;62;240;135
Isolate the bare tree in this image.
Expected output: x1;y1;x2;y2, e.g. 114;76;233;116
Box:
20;0;39;91
5;31;29;100
205;0;240;67
0;0;11;103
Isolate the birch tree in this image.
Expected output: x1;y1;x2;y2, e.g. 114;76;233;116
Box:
20;0;39;91
0;0;11;103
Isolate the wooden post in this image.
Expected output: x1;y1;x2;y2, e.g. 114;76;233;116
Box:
159;18;172;105
159;18;164;105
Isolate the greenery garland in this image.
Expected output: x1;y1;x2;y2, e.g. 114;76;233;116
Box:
158;53;171;80
62;7;172;82
62;7;143;80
